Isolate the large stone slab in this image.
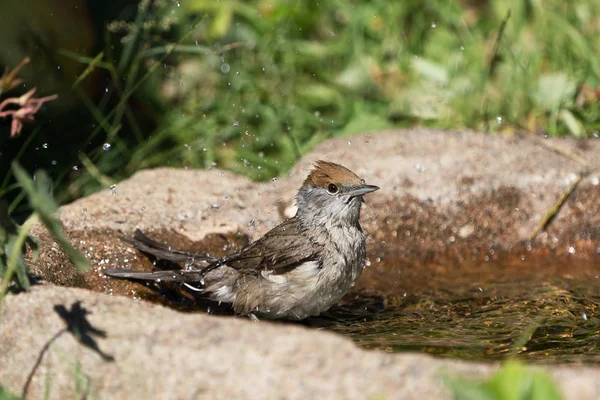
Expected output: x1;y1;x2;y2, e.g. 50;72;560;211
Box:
4;129;600;399
1;285;599;400
27;129;600;294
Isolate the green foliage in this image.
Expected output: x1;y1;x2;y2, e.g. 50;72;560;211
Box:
50;0;600;200
3;0;600;207
0;200;38;293
444;361;563;400
0;386;21;400
0;164;88;301
11;163;89;274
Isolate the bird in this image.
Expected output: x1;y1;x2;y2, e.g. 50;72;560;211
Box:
104;161;379;320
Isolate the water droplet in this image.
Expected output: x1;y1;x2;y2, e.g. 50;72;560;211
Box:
103;143;111;151
220;63;230;73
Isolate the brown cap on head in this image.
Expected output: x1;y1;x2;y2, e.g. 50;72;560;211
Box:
303;160;364;188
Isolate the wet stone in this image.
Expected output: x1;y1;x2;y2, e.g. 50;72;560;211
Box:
27;128;600;315
11;129;600;398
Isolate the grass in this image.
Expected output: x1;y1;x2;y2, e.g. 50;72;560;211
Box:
1;0;599;209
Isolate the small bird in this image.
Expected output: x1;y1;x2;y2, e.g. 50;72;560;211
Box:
104;161;379;320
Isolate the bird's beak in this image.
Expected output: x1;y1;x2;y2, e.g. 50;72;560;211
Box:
346;184;380;197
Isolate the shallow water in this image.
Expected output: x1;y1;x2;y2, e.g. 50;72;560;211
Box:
126;245;600;364
308;253;600;364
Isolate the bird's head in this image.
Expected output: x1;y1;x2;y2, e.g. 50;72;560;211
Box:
296;160;379;227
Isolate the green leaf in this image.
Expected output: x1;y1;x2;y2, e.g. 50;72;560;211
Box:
558;109;584;137
73;52;104;88
11;163;89;273
411;58;448;84
5;238;30;290
444;361;563;400
532;73;577;112
337;111;392;137
335;59;376;94
296;84;343;109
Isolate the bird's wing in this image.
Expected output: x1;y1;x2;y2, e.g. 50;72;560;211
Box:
123;229;217;264
218;218;323;275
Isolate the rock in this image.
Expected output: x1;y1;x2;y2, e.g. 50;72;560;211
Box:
27;129;600;293
5;129;600;399
1;286;600;400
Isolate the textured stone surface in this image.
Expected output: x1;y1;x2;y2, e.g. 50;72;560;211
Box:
27;129;600;294
2;286;600;400
5;129;599;399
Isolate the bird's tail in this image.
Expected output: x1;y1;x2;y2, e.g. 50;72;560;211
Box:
122;229;216;264
103;268;205;283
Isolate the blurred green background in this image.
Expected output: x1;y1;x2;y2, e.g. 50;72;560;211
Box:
1;0;599;214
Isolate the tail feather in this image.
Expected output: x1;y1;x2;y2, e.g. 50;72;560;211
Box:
123;229;215;264
103;268;205;283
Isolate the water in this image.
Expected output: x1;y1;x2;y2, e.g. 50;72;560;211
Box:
308;253;600;364
114;239;600;364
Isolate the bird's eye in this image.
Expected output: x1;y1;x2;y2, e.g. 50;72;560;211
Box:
327;183;339;194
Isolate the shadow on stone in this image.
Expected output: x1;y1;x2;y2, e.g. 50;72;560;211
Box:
22;301;114;398
54;301;115;362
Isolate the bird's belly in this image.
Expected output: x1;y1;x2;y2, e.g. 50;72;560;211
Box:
236;258;360;320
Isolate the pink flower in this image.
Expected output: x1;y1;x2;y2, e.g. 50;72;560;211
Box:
0;88;58;137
